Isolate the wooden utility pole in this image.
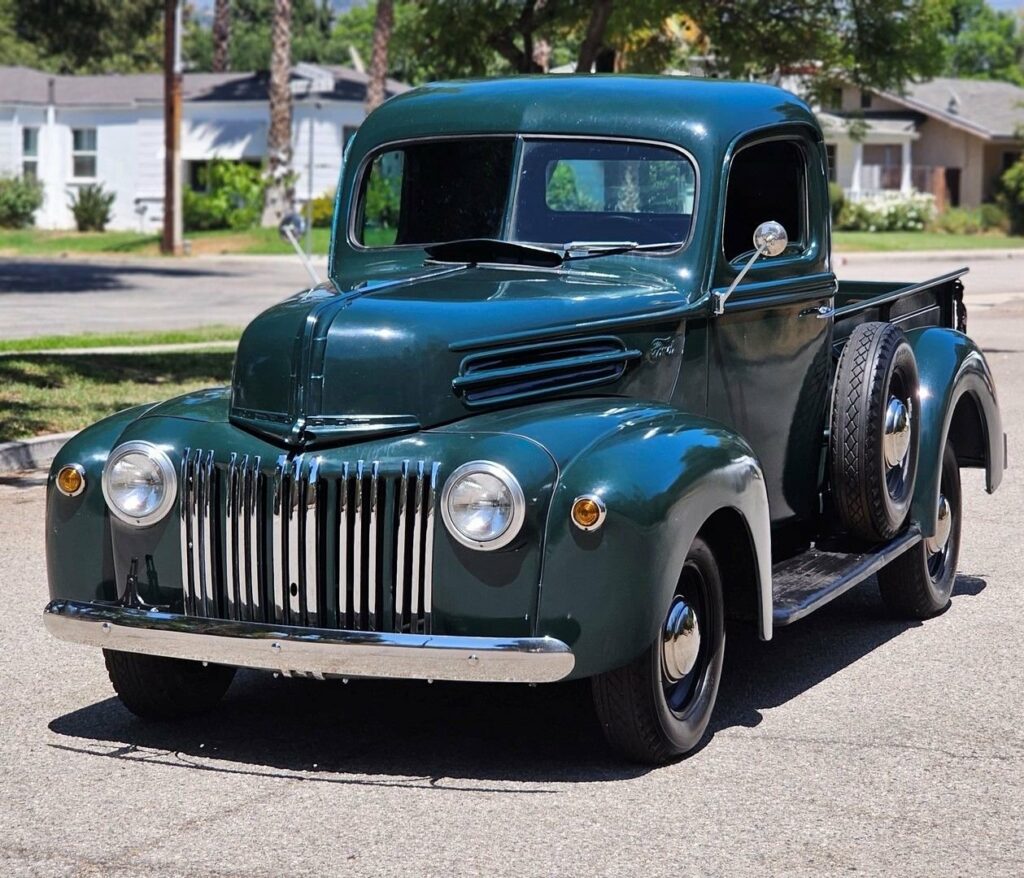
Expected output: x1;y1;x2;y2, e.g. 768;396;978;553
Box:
364;0;394;114
162;0;183;256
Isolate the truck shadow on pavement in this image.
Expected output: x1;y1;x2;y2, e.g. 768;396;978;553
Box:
47;574;986;784
0;260;226;294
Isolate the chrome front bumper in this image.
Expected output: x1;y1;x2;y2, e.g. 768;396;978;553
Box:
43;600;575;684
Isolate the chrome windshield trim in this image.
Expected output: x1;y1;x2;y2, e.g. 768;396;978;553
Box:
346;133;700;258
43;601;575;685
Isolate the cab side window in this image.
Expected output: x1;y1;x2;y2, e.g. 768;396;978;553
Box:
723;139;806;262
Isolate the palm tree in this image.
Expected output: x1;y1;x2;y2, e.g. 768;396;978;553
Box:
262;0;293;226
364;0;394;114
212;0;230;72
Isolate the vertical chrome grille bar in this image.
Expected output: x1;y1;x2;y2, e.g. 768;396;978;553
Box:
394;460;409;630
353;460;363;623
367;461;379;629
304;456;319;627
248;456;263;622
288;456;303;624
198;450;217;618
422;462;440;632
188;450;203;616
179;448;195;615
338;461;349;626
272;455;287;624
409;461;425;621
226;453;239;621
240;455;254;622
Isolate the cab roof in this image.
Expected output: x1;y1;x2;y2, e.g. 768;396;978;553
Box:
351;75;820;161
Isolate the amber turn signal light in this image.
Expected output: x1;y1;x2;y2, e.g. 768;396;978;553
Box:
56;464;86;497
571;494;606;532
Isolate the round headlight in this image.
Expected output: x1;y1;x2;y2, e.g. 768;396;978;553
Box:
101;441;177;527
441;461;525;551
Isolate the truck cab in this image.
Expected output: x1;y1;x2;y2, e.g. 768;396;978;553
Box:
44;77;1004;763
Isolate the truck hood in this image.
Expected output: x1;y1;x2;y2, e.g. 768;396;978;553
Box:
229;263;684;446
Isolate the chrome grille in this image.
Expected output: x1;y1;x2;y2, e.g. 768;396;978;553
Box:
179;449;439;633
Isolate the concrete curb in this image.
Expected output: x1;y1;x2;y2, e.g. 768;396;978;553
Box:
0;431;76;474
0;340;238;358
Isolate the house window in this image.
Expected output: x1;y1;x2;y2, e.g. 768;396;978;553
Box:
22;127;39;180
723;139;807;262
1003;151;1021;173
860;91;873;109
825;144;837;182
71;128;97;179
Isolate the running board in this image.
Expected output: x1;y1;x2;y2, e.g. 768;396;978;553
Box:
772;527;922;625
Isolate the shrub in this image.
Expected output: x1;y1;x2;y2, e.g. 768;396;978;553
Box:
0;175;44;228
978;202;1009;232
827;182;845;224
931;207;981;235
998;161;1024;235
69;183;115;232
835;192;935;232
183;160;266;231
311;190;335;228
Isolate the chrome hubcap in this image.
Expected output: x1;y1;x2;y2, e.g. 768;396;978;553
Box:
661;597;701;683
926;494;952;555
883;397;912;469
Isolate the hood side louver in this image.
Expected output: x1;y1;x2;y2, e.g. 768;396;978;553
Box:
453;336;642;407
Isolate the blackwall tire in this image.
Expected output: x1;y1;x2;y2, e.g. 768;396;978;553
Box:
591;537;725;764
878;440;962;619
830;322;920;542
104;650;236;720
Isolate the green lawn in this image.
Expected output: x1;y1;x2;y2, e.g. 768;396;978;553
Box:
0;227;331;257
833;230;1024;252
0;326;241;354
0;350;235;442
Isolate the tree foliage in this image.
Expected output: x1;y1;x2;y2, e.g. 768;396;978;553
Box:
9;0;163;73
944;0;1024;84
185;0;333;71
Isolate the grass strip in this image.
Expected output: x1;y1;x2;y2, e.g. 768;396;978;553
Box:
0;350;235;442
0;326;242;354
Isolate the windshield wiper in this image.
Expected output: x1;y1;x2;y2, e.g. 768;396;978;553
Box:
424;238;564;268
423;237;677;268
560;241;676;261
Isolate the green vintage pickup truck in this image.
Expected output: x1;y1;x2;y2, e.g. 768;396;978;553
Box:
44;77;1005;763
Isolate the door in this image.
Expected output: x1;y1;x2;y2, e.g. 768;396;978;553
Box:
706;136;835;534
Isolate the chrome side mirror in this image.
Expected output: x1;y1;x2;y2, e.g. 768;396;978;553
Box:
278;212;308;242
712;220;789;315
277;212;321;285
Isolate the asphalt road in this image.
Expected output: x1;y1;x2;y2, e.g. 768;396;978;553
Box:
0;256;321;339
1;261;1022;876
2;249;1023;339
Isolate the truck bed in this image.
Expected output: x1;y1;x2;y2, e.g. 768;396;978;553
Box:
833;268;967;349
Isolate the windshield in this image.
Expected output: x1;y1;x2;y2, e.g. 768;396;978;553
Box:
352;137;696;251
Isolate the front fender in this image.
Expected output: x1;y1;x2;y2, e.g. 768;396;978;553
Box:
536;407;772;678
906;328;1004;538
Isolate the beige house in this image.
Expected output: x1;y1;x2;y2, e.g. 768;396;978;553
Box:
817;77;1024;209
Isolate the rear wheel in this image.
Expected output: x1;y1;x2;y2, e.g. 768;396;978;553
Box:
591;537;725;764
104;650;236;720
878;440;962;619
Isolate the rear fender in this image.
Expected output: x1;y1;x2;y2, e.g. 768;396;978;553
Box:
535;409;772;678
906;327;1004;537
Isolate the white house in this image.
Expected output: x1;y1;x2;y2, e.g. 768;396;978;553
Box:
0;64;408;231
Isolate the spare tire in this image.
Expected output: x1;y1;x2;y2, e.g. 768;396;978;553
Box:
830;322;919;542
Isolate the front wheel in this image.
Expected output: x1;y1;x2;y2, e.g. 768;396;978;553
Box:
877;440;962;619
591;536;725;764
104;650;236;720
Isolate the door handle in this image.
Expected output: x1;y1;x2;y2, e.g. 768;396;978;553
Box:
799;304;834;319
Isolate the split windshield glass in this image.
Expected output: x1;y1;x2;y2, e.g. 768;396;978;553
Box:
353;136;697;252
